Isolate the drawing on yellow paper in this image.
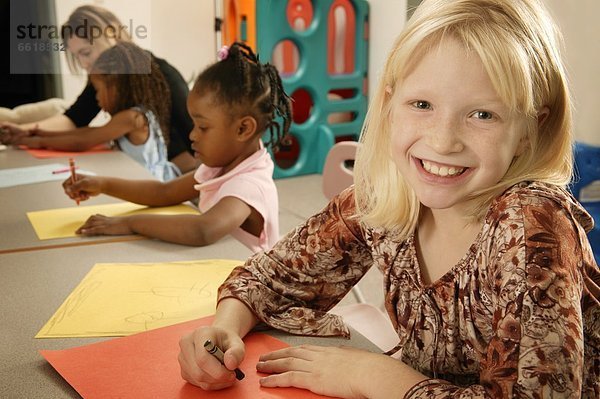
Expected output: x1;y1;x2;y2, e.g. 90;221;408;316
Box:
27;202;199;240
36;259;241;338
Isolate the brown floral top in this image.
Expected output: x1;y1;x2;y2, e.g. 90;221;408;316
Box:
219;182;600;398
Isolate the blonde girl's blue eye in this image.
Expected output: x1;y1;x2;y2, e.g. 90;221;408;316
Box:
473;110;494;120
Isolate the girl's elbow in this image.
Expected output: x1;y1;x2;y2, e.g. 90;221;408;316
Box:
190;226;227;247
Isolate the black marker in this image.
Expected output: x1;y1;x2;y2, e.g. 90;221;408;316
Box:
203;339;245;380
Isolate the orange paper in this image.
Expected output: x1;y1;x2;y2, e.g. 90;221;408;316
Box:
40;316;326;399
21;144;112;158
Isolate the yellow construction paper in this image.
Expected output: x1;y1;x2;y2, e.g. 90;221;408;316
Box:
36;259;242;338
27;202;199;240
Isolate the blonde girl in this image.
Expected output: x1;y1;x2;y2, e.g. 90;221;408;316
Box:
177;0;599;397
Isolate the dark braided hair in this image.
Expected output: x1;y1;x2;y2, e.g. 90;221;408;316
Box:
91;42;171;145
192;42;292;151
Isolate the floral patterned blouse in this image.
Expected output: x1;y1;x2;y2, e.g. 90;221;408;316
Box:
218;182;600;398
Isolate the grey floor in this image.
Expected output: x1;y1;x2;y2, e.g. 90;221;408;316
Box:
275;174;385;311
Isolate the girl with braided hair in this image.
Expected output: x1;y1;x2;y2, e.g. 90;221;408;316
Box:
63;42;292;252
10;42;180;182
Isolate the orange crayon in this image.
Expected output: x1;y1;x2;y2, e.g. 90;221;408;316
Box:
69;158;79;205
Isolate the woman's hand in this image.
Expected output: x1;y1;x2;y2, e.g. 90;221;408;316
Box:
256;345;382;399
0;122;32;144
178;326;246;390
76;214;132;236
63;174;103;202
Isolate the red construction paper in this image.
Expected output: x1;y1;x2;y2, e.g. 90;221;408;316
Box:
20;144;112;158
40;316;326;399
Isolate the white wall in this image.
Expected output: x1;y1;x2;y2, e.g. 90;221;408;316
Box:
545;0;600;145
149;0;216;83
365;0;406;98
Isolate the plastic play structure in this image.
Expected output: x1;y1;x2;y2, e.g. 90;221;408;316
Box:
216;0;369;178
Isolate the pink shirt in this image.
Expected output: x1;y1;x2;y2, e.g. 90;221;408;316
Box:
193;147;279;252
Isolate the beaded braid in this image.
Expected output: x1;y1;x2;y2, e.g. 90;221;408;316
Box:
261;62;293;151
192;42;292;151
234;42;257;97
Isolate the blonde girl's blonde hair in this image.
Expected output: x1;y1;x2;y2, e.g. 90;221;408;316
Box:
354;0;573;237
61;5;132;74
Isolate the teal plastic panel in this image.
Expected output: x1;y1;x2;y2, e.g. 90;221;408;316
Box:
256;0;369;178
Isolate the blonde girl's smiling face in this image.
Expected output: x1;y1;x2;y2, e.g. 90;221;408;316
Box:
389;36;528;216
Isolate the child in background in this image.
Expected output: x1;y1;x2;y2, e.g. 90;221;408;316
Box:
63;43;292;252
0;5;197;173
6;42;179;181
177;0;600;398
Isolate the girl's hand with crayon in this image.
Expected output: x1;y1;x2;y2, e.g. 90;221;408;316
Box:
62;174;104;202
179;298;256;390
178;325;246;390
